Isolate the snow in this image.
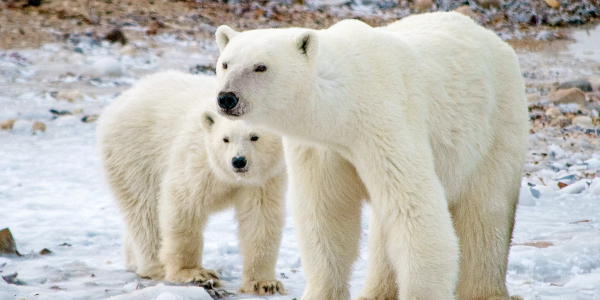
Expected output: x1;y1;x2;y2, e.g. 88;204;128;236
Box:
1;30;600;300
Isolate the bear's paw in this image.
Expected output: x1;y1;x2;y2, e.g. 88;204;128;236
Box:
239;279;285;295
165;267;220;285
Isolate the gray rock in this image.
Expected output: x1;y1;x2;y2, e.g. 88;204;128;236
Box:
557;79;593;92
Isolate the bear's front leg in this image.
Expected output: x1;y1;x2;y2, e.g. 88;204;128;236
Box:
285;142;367;300
235;175;286;295
158;179;220;285
355;149;459;300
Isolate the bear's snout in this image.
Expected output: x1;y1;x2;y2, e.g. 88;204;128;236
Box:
232;156;247;171
218;92;239;111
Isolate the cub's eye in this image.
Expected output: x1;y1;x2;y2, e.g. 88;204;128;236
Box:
250;135;259;141
223;138;229;143
222;63;228;70
254;65;267;73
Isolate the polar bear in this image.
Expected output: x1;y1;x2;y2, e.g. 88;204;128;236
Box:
214;12;528;300
96;71;286;295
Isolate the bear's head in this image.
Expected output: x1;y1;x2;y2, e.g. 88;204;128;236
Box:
201;110;285;185
214;26;319;134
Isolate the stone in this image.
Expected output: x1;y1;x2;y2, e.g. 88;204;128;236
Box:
572;116;593;128
544;0;560;9
105;28;128;45
548;88;586;106
550;115;571;127
475;0;501;9
1;119;17;130
56;89;83;102
454;5;478;20
414;0;433;12
557;79;592;92
588;75;600;92
32;121;46;133
527;93;542;103
81;115;99;123
545;107;562;119
0;228;19;256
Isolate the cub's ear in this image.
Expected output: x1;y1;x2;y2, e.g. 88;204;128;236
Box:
201;110;218;132
215;25;238;52
294;30;319;59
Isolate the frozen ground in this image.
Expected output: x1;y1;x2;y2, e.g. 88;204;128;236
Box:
1;24;600;300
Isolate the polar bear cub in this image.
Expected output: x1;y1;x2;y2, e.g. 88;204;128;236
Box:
214;12;528;300
96;71;286;295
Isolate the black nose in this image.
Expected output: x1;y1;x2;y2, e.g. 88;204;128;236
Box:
218;92;239;110
232;156;247;169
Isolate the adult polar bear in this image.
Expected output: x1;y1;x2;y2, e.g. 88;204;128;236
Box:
214;12;528;300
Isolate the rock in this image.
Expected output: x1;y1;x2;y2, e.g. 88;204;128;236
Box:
454;5;478;20
39;248;52;255
92;57;124;77
50;109;73;116
32;121;46;133
414;0;433;12
548;88;586;106
146;18;164;35
119;45;136;57
81;115;99;123
588;75;600;92
56;90;83;102
572;116;593;128
557;79;593;92
0;119;17;130
544;0;560;9
0;228;20;256
105;28;128;45
27;0;42;6
550;115;571;127
475;0;501;9
545;107;562;119
527;93;542;103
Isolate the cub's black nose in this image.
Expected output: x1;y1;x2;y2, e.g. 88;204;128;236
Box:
218;92;239;110
232;156;247;169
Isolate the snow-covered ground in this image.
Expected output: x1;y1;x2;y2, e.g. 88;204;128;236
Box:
1;26;600;300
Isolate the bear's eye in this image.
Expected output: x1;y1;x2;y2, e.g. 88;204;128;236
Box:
250;135;259;141
254;65;267;73
222;63;228;70
223;137;229;143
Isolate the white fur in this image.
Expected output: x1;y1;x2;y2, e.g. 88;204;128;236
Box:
215;12;528;300
96;71;287;295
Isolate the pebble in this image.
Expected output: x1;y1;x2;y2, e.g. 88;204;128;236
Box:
56;90;83;102
544;0;560;9
81;115;99;123
454;5;478;20
588;75;600;92
32;121;46;133
0;228;19;255
571;116;593;128
414;0;433;12
549;115;571;127
545;107;561;119
557;79;592;92
475;0;501;9
548;88;586;106
0;119;17;130
105;28;128;45
92;57;124;77
527;93;541;103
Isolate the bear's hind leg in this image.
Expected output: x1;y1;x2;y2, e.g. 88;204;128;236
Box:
450;146;523;300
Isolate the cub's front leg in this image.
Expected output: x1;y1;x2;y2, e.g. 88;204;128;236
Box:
158;171;220;285
235;175;286;295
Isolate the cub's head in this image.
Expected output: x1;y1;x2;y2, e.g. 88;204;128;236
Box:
201;110;285;185
214;25;319;131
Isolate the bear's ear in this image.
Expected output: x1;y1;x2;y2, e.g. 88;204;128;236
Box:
215;25;238;52
294;30;319;59
201;110;218;132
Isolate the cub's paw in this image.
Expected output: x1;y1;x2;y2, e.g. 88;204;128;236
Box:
136;264;165;281
165;267;220;285
240;280;285;295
